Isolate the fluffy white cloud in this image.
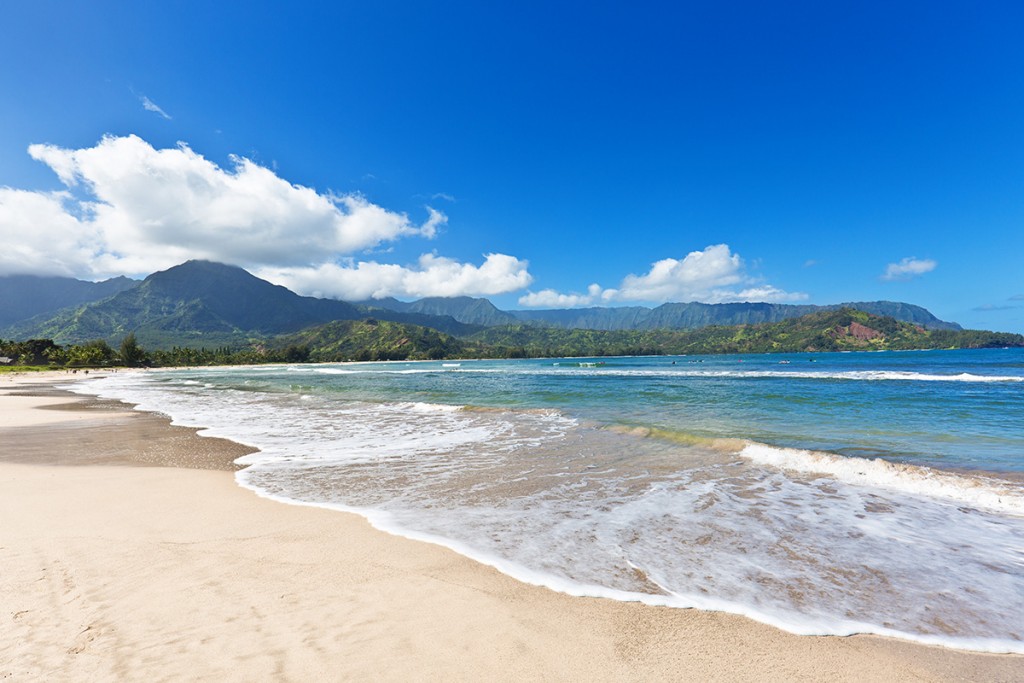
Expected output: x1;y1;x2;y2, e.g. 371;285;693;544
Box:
21;135;443;274
0;188;96;277
518;244;806;307
731;285;804;301
881;257;937;281
616;244;744;301
258;253;532;301
0;135;522;298
518;284;607;308
2;136;811;308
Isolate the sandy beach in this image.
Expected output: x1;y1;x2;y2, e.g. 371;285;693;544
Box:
1;373;1021;682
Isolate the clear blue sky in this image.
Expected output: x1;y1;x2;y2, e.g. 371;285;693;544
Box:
1;1;1022;331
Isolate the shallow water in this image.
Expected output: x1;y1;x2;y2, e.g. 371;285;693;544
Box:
73;348;1024;652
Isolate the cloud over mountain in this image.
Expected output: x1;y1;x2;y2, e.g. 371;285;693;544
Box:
1;136;814;305
0;135;530;300
519;244;806;307
257;253;533;301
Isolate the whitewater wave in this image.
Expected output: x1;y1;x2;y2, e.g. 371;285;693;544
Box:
393;401;464;413
741;443;1024;516
234;475;1024;654
551;368;1024;382
298;363;1024;383
65;362;1024;654
311;367;436;375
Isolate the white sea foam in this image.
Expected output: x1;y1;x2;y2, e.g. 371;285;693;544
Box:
393;401;463;413
312;367;436;375
302;364;1024;383
740;443;1024;516
68;366;1024;655
551;368;1024;382
236;442;1024;654
233;476;920;644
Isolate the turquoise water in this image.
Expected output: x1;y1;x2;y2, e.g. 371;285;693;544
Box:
75;348;1024;652
272;349;1024;473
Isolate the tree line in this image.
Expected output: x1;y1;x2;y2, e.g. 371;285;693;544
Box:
0;334;312;368
3;309;1022;370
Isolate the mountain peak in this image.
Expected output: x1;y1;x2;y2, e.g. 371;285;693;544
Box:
0;271;138;328
147;259;251;281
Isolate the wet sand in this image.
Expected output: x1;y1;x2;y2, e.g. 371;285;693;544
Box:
2;373;1021;681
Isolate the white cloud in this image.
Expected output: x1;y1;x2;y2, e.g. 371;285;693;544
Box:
732;285;803;302
519;284;606;308
881;257;937;281
258;253;532;301
25;135;442;270
617;244;744;301
2;136;807;309
140;95;171;120
518;244;806;307
0;188;96;277
0;135;483;288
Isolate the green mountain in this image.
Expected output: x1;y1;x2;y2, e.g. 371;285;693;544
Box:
0;261;983;358
12;306;1018;368
407;296;519;327
356;296;962;331
275;318;466;361
0;273;138;328
2;260;478;348
513;300;962;331
512;305;653;330
265;309;1022;364
463;309;1020;357
638;301;958;331
356;296;518;327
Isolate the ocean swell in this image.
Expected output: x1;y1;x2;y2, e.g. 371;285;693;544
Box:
740;443;1024;516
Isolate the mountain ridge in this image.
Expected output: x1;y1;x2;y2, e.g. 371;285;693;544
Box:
0;273;138;328
1;260;966;349
361;296;963;331
0;260;475;346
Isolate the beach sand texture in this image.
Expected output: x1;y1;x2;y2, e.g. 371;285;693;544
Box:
1;374;1021;681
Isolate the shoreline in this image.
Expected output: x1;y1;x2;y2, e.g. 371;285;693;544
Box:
2;374;1022;681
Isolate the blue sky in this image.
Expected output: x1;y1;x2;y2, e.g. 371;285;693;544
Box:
1;2;1022;331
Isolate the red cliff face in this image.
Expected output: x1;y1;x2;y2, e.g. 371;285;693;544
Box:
829;321;882;342
847;322;881;340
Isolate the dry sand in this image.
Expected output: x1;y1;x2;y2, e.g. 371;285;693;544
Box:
1;373;1021;681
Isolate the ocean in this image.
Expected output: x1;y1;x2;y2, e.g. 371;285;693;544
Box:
71;348;1024;653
